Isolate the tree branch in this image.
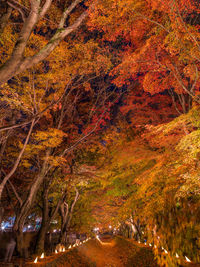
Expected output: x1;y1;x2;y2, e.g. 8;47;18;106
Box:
0;118;36;199
7;0;26;22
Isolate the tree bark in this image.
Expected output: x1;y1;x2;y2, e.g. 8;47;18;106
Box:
59;187;79;244
35;180;68;253
35;183;50;254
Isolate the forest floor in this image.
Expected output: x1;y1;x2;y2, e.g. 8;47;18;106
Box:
1;236;200;267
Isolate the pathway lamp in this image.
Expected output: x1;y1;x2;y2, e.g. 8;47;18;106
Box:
40;253;44;258
185;256;191;262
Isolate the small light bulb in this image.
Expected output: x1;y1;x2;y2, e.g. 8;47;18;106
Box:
34;257;38;263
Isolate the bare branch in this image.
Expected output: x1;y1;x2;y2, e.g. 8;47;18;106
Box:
39;0;52;18
59;0;82;28
7;1;26;22
7;179;23;207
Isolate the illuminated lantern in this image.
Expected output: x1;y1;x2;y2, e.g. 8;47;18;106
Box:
164;249;168;254
40;253;44;258
185;256;191;262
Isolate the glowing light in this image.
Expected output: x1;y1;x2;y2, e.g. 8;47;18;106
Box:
55;249;58;253
73;244;76;247
40;253;44;258
96;235;112;246
164;249;168;254
149;243;152;247
34;257;38;263
144;242;147;245
185;256;191;262
142;231;144;234
176;253;179;258
109;225;112;229
138;241;140;244
59;247;62;252
162;247;164;250
62;248;65;252
68;245;71;249
154;245;157;248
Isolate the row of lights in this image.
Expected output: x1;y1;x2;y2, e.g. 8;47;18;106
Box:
138;240;191;263
34;238;91;263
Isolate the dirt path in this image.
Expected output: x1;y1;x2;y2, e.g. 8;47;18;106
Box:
76;236;158;267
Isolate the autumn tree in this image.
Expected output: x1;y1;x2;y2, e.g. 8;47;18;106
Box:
0;0;91;85
88;0;200;110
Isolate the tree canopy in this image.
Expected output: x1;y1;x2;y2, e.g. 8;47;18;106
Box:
0;0;200;265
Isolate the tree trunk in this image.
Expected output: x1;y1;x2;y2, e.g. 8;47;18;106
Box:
59;188;79;244
35;178;68;252
13;150;51;255
15;219;24;257
35;223;48;254
35;183;50;254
